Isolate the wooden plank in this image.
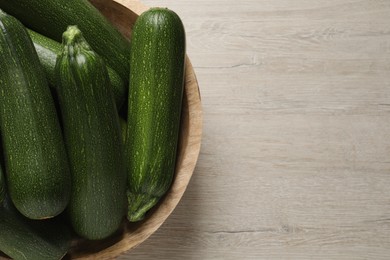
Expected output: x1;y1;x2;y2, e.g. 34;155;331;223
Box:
119;0;390;259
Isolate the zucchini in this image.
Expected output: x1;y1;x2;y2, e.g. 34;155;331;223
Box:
0;10;71;219
0;197;71;260
0;0;131;83
56;26;126;240
27;29;126;110
125;8;186;222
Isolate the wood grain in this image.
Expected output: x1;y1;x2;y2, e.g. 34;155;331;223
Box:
117;0;390;259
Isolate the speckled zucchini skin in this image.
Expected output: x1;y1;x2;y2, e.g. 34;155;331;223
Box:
0;0;131;83
0;197;71;260
125;8;186;222
56;26;126;240
0;10;71;220
27;29;126;110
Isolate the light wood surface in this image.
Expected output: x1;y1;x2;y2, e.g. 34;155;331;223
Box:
123;0;390;259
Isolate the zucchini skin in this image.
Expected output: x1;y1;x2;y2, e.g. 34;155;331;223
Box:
0;197;71;260
0;0;131;83
125;8;186;222
56;26;126;240
0;10;71;220
27;29;126;110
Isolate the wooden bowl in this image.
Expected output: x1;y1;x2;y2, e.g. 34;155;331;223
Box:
66;0;202;259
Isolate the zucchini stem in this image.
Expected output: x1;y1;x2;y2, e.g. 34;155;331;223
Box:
61;25;92;58
127;192;160;222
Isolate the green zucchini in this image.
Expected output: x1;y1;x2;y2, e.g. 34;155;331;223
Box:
0;10;71;219
0;197;71;260
56;26;126;240
0;0;131;83
27;29;126;110
125;8;186;222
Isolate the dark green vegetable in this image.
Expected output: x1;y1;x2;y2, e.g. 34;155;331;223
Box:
0;10;71;220
56;26;126;240
125;8;186;222
26;29;61;88
0;197;71;260
0;0;131;83
27;29;126;109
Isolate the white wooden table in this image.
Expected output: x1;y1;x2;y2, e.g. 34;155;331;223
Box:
121;0;390;259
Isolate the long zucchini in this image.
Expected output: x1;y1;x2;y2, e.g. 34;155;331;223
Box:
27;29;126;109
0;0;131;83
56;26;126;240
0;197;71;260
125;8;186;222
0;10;71;219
